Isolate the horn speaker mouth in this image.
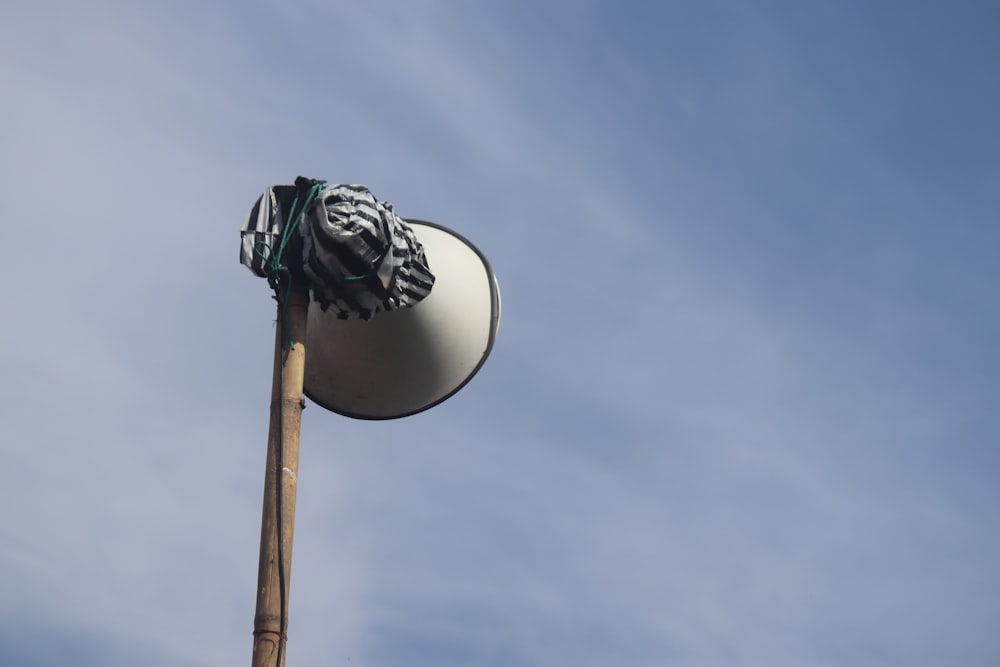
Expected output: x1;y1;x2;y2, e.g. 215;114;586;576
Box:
303;220;500;420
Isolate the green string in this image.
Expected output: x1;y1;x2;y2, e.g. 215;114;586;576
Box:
259;182;325;350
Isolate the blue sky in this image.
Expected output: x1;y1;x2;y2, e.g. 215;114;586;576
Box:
1;1;998;665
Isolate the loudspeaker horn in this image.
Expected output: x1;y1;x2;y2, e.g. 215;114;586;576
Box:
303;220;500;419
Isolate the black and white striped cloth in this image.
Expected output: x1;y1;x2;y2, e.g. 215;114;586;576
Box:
240;179;435;320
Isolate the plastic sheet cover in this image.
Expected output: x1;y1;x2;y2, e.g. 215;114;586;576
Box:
240;177;435;320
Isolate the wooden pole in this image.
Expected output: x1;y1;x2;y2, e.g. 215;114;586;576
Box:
252;289;309;667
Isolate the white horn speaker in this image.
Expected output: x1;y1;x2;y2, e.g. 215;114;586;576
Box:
303;220;500;419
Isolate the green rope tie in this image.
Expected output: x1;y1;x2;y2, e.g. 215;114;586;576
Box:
255;182;325;350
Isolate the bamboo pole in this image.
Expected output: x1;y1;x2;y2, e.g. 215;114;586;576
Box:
252;289;309;667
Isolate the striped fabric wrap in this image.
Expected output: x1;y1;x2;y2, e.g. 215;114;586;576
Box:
240;179;435;320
